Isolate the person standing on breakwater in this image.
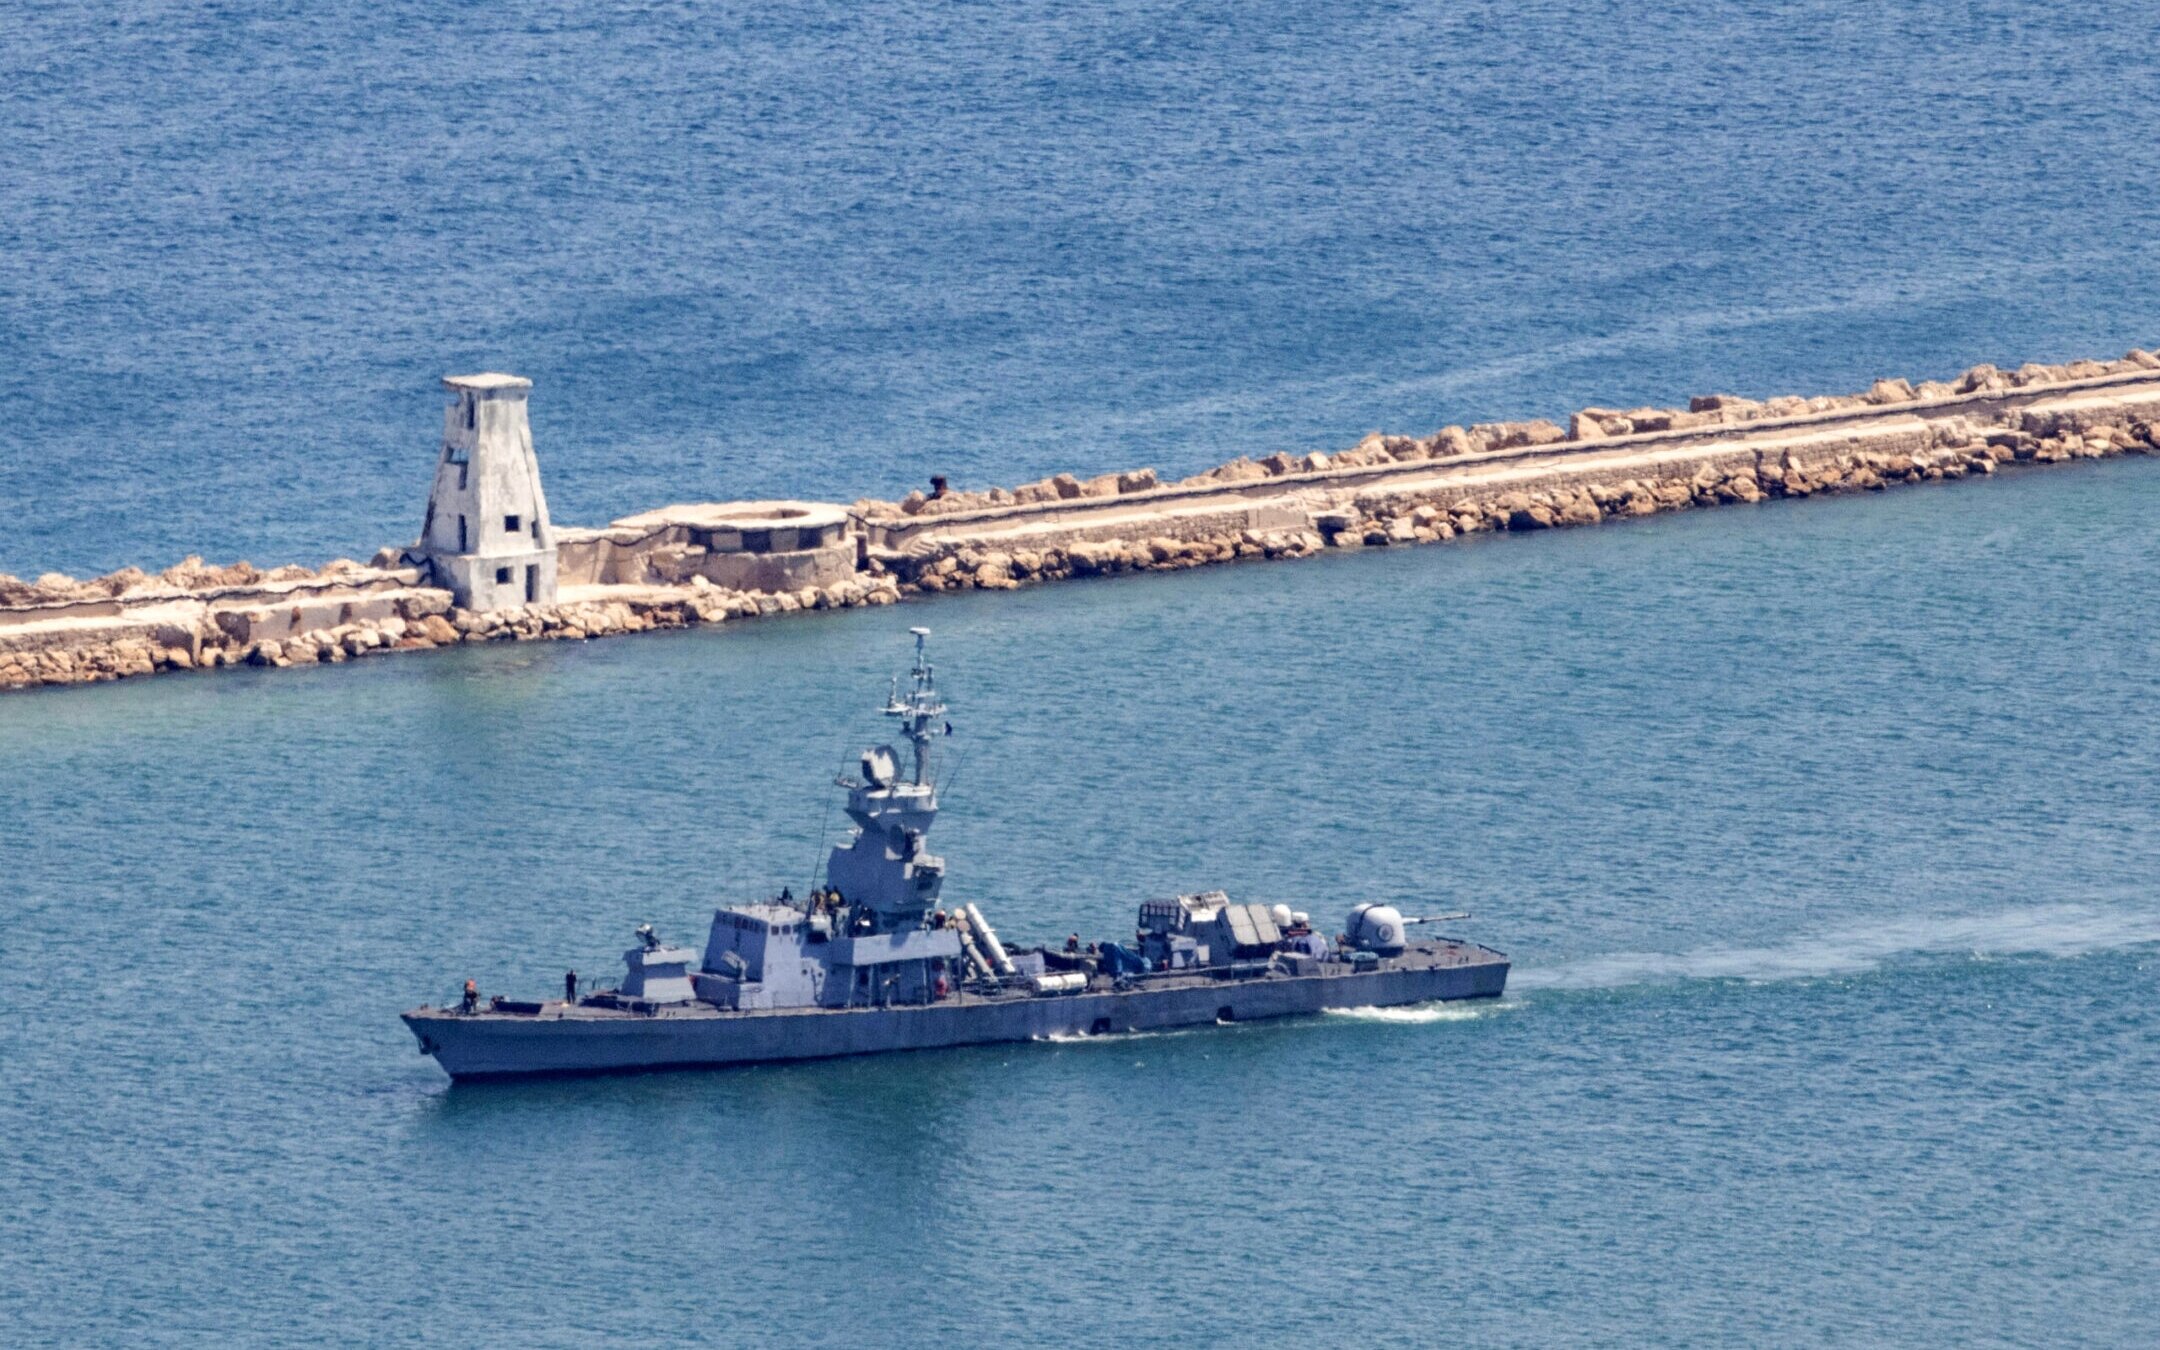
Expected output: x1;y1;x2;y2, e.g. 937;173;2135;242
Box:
564;970;577;1003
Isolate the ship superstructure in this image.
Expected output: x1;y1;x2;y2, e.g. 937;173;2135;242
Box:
695;629;963;1013
403;631;1508;1079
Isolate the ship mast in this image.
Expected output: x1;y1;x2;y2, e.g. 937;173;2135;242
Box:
884;627;946;789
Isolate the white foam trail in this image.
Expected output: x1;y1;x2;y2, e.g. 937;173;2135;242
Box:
1516;904;2160;993
1033;1026;1192;1046
1323;1003;1501;1025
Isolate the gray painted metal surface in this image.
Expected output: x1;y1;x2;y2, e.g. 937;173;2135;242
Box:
402;632;1509;1081
405;946;1507;1079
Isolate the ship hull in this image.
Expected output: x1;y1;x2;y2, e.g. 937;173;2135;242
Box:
403;948;1508;1081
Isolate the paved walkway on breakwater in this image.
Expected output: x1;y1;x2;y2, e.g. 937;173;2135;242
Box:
5;355;2160;693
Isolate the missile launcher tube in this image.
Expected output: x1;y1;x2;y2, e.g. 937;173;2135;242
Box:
949;909;996;982
966;903;1018;977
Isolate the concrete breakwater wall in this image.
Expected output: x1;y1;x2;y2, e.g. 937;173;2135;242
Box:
5;351;2160;694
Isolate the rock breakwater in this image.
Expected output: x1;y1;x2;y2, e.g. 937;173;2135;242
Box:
855;354;2160;593
0;567;901;691
6;351;2158;694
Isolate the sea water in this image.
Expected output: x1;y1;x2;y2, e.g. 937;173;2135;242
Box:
5;2;2160;1345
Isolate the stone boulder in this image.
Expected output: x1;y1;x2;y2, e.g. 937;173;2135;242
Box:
1428;427;1473;458
1205;457;1271;484
1570;409;1628;441
1472;419;1567;451
1557;494;1602;526
1333;440;1394;468
1689;393;1762;417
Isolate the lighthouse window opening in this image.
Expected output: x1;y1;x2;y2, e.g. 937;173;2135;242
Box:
464;398;476;431
504;514;520;534
495;567;512;585
524;565;538;602
457;516;468;552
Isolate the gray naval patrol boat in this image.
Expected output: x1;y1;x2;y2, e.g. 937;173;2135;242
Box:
404;630;1508;1080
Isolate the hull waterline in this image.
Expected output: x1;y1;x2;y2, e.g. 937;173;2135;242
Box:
406;949;1508;1081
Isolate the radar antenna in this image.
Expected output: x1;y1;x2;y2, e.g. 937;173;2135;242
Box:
883;627;948;787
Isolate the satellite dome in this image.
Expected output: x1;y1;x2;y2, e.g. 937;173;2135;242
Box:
1270;903;1295;930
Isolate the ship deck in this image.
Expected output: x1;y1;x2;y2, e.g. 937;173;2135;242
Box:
404;939;1507;1025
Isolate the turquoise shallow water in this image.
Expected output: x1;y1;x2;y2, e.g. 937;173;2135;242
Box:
5;461;2160;1345
8;0;2160;1344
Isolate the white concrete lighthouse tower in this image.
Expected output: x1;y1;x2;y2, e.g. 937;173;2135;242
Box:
418;373;557;610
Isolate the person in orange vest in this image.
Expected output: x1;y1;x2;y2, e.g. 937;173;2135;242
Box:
462;979;478;1014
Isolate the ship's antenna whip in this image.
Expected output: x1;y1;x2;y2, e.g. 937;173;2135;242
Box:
805;736;851;898
938;744;970;805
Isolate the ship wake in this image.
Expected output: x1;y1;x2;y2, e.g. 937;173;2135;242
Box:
1515;902;2160;994
1323;1002;1507;1025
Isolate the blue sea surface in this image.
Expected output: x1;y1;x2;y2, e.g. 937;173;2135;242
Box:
5;1;2160;576
5;2;2160;1347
